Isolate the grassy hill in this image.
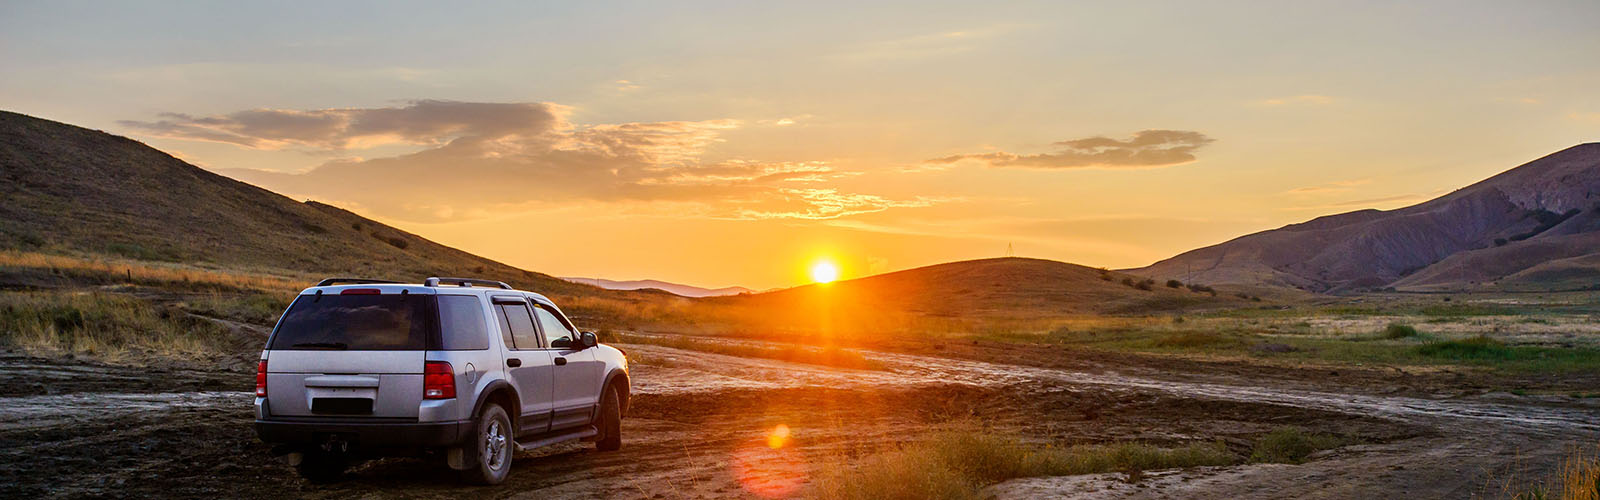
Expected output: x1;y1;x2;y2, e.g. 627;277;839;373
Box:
688;258;1246;337
0;110;592;296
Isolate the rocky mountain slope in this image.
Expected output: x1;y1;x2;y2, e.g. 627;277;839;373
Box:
1134;143;1600;293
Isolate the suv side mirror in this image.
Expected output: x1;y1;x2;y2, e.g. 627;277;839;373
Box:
579;332;598;349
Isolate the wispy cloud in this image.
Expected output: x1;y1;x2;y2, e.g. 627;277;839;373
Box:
1284;178;1373;195
1279;191;1445;212
119;100;569;151
926;130;1214;169
121;101;932;223
836;25;1019;61
1254;95;1335;106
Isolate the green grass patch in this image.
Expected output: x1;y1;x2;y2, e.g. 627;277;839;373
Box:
1248;427;1349;464
808;430;1235;500
1152;331;1239;348
1414;335;1512;360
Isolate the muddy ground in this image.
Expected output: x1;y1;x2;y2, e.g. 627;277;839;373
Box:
2;334;1597;499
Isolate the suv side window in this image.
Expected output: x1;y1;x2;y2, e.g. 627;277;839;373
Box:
532;305;575;348
437;295;489;350
495;302;544;349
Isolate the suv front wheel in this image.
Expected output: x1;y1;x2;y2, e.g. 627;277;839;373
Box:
596;385;622;452
460;403;513;485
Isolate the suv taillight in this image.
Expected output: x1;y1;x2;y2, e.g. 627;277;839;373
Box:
424;361;455;399
255;360;268;397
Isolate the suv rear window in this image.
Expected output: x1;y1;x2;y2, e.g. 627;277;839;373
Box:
268;294;436;350
437;295;489;350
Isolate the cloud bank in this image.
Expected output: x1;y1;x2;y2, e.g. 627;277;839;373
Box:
928;130;1214;169
122;100;931;222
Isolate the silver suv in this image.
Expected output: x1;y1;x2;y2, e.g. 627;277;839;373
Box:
253;277;630;485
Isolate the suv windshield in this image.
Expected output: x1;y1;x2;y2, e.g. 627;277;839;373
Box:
269;294;436;350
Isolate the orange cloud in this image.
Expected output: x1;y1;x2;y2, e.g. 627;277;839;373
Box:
927;130;1214;169
125;101;934;223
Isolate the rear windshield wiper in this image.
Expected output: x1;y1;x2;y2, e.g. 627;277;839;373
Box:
290;342;349;350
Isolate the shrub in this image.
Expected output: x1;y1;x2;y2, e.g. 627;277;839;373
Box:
1249;427;1346;464
1121;277;1135;286
1381;323;1419;339
385;236;409;249
1135;280;1154;291
1166;280;1183;289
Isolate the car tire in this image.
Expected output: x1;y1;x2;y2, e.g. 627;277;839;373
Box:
596;385;622;452
294;450;348;483
460;403;514;485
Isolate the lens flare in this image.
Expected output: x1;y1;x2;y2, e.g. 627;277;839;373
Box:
734;424;807;498
767;424;791;449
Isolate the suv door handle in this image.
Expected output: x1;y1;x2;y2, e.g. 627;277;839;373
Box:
554;357;567;366
506;358;521;367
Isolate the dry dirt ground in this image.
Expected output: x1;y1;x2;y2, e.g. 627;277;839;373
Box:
1;333;1596;499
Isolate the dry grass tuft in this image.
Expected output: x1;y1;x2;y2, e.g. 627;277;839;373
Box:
807;430;1234;500
1513;444;1600;500
0;290;235;363
0;250;306;293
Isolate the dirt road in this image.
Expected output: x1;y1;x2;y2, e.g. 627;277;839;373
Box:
1;334;1594;498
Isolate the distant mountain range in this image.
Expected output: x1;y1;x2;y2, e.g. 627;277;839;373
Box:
562;277;756;298
1133;143;1600;293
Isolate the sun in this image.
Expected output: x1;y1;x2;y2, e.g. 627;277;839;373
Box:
810;260;840;284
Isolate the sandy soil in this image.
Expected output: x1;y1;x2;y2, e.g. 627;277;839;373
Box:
1;334;1595;499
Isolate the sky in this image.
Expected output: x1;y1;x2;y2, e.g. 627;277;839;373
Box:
3;0;1598;290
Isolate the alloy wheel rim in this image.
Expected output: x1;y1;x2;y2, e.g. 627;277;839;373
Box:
484;419;507;471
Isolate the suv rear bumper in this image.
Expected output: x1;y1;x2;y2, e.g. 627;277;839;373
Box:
255;418;472;448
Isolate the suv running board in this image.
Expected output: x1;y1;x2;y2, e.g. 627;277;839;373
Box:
514;426;597;451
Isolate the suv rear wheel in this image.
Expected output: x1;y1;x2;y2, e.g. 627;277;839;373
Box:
596;385;622;452
460;403;513;485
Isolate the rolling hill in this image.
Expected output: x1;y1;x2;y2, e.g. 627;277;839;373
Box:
562;277;755;297
1134;143;1600;293
715;257;1243;319
0;110;596;296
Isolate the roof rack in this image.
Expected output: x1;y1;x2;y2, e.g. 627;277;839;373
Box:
316;277;402;287
424;277;513;289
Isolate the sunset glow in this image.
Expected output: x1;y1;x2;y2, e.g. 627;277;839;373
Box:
810;260;840;284
3;2;1595;291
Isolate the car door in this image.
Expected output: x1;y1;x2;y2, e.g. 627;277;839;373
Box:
532;304;601;430
490;297;556;436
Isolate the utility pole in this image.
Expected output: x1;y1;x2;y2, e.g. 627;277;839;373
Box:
1005;242;1015;258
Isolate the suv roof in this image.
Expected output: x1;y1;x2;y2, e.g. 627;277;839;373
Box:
297;277;561;309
